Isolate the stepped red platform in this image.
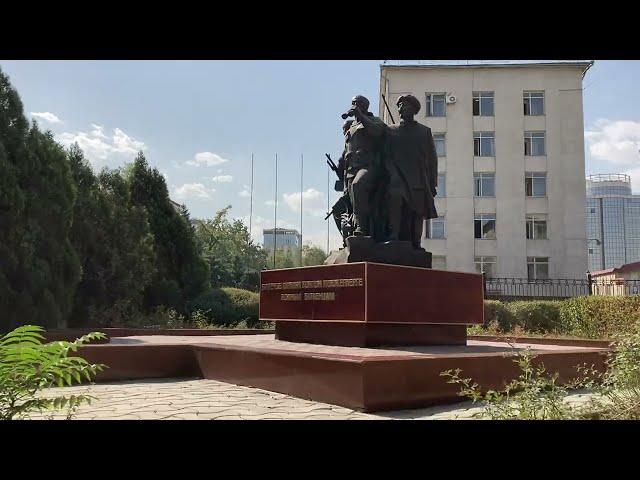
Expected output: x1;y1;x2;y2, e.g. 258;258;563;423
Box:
70;333;610;412
259;262;484;347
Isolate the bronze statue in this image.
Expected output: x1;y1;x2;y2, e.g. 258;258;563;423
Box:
385;94;438;248
326;120;354;245
341;95;387;238
324;94;436;268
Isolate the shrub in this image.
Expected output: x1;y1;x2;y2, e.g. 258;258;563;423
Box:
0;325;106;420
559;296;640;339
507;300;564;334
187;287;259;327
482;300;516;332
441;349;582;420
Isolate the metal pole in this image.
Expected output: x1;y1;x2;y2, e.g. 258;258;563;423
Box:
326;164;330;255
249;154;254;241
300;153;303;267
273;153;278;269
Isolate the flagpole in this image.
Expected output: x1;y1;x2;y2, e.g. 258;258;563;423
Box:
300;153;303;266
273;153;278;269
249;153;254;241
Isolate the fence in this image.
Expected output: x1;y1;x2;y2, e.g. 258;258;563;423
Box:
483;277;640;301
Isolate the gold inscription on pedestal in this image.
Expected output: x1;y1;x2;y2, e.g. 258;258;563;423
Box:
304;292;336;301
266;277;363;302
262;277;363;292
281;293;302;301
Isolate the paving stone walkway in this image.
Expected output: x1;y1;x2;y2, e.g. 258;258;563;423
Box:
24;378;486;420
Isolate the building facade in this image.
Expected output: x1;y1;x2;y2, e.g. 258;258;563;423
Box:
586;174;640;271
379;61;591;279
263;228;302;253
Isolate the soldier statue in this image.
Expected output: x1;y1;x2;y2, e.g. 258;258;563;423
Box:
385;94;438;248
340;95;387;239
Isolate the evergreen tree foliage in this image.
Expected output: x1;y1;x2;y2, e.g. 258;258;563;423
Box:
67;145;155;326
127;153;209;310
0;68;80;331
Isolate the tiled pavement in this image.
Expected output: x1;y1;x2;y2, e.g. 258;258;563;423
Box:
25;378;487;420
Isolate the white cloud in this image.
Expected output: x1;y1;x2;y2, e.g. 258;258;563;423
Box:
173;183;215;200
282;188;326;216
238;187;251;198
585;119;640;166
57;124;146;168
112;128;145;154
31;112;61;124
186;151;230;167
211;175;233;183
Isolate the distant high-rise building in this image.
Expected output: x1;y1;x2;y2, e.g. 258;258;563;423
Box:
263;228;302;253
586;174;640;271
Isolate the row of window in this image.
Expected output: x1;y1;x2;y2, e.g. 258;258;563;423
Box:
425;214;548;240
425;91;545;118
432;132;546;158
436;172;547;198
473;256;549;280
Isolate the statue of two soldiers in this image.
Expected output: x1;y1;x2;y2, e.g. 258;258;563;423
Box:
329;94;439;250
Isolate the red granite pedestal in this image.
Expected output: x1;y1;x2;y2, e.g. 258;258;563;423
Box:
260;262;484;347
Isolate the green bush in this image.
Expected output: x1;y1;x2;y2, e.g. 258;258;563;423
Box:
482;300;516;332
187;287;259;327
559;296;640;339
507;300;564;334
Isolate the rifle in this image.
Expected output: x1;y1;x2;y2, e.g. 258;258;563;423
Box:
325;153;339;174
326;153;345;192
381;94;396;125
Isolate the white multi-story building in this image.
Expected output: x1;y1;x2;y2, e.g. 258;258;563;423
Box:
379;61;592;279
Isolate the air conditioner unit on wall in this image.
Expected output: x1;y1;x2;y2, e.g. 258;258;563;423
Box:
446;94;457;104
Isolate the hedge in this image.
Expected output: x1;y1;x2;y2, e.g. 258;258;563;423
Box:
481;296;640;339
559;296;640;339
187;287;259;327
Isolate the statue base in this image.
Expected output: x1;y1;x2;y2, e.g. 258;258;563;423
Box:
324;236;432;269
260;262;484;347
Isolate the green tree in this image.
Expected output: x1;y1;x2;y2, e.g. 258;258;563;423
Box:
127;153;209;310
194;206;268;291
0;68;81;331
67;145;156;327
302;244;327;266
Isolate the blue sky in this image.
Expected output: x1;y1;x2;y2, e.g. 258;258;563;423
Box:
1;60;639;251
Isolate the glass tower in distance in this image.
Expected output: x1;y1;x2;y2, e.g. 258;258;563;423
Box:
586;174;640;271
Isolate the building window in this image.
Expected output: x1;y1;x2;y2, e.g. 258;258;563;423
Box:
524;131;546;156
525;172;547;197
432;255;447;270
473;91;494;116
524;91;545;116
434;133;446;157
437;173;446;197
475;256;496;278
527;257;549;280
474;132;495;157
425;93;446;117
426;216;445;239
474;214;496;239
474;173;495;197
526;215;547;240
